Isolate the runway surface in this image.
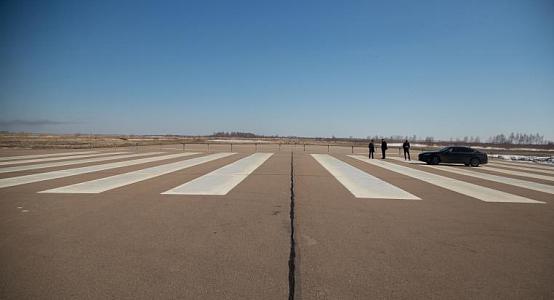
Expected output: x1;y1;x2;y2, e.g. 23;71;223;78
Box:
0;148;552;299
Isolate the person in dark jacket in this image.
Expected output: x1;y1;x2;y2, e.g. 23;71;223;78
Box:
381;139;388;159
403;139;411;160
368;140;375;159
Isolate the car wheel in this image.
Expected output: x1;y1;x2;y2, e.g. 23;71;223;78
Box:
431;156;440;165
470;158;480;167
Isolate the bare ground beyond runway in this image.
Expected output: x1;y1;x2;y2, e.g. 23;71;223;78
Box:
0;147;552;299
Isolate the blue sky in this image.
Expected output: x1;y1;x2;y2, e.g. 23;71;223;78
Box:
1;0;553;140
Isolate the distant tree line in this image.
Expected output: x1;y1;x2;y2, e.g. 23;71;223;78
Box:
208;131;551;145
448;136;481;143
364;135;438;143
211;131;259;138
487;132;549;145
361;133;551;145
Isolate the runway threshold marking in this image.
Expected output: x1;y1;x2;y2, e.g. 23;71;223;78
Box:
388;158;554;195
349;155;544;204
491;160;554;171
40;153;235;194
0;151;98;162
487;163;554;175
0;152;198;188
162;153;273;195
0;152;126;167
0;152;143;173
482;166;554;182
312;154;420;200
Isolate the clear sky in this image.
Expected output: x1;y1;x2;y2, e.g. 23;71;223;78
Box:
1;0;553;140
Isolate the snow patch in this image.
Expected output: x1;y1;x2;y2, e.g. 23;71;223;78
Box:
489;154;554;166
472;146;554;152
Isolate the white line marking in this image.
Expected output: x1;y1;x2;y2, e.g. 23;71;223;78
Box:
0;152;198;188
391;157;554;182
482;166;554;182
385;158;425;165
388;158;554;195
0;152;139;173
350;155;544;204
392;157;554;180
491;160;554;171
0;152;134;173
434;166;554;195
40;153;234;193
162;153;273;195
488;162;554;175
0;151;97;162
311;154;420;200
0;152;123;166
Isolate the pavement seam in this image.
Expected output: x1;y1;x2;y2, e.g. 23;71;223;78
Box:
288;151;296;300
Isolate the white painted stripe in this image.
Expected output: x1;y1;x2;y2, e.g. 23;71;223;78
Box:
40;153;234;194
0;152;136;173
391;158;554;191
350;155;544;204
488;162;554;175
392;157;554;179
482;166;554;182
0;151;97;162
491;160;554;171
311;154;420;200
162;153;273;195
0;152;129;173
381;157;425;165
0;152;122;166
386;158;554;195
0;152;199;188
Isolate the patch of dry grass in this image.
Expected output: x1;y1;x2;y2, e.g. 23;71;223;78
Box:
0;133;204;149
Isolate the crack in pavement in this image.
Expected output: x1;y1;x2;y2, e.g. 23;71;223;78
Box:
288;151;297;300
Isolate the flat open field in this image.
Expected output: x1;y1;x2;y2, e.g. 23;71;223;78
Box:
0;146;553;299
2;133;553;157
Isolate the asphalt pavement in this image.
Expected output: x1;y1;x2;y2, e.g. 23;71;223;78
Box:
0;148;552;299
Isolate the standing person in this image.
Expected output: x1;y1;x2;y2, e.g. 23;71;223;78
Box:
403;139;411;160
381;139;388;159
368;140;375;159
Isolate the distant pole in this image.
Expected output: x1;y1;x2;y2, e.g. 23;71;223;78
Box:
207;143;210;152
136;142;138;152
328;144;330;152
303;144;306;152
352;145;354;154
230;143;233;152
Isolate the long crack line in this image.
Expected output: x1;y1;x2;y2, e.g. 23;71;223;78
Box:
288;151;296;300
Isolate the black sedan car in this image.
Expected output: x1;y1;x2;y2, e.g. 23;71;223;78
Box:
418;146;488;167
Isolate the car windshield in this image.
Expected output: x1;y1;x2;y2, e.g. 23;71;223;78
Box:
438;147;451;152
